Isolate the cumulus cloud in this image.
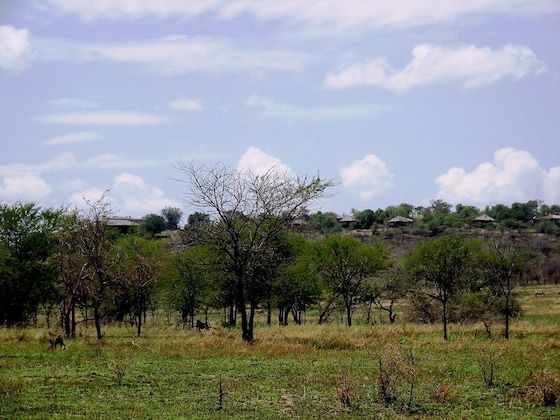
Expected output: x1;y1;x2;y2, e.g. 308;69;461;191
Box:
35;110;169;125
0;25;35;70
0;173;52;200
245;95;388;120
111;173;180;215
325;44;545;91
435;148;560;204
236;147;293;177
168;98;203;112
340;154;394;200
45;131;102;145
43;0;558;28
67;173;180;216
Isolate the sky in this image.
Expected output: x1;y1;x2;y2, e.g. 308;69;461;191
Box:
1;1;559;219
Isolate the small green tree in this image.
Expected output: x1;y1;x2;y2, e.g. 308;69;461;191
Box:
0;202;64;326
112;234;167;336
169;245;215;328
274;233;321;325
140;214;167;236
405;235;480;340
161;207;183;230
315;234;388;326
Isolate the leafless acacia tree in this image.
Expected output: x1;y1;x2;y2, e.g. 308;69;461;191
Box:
175;161;334;342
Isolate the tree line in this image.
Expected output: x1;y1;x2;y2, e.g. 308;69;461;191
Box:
0;163;558;342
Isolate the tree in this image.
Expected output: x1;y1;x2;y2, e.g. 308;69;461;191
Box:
161;207;183;230
141;213;167;236
307;211;342;233
0;202;64;326
273;233;321;325
315;234;388;326
482;231;526;339
73;193;117;340
353;209;375;229
52;210;87;336
187;212;211;227
405;235;480;340
169;245;215;328
175;161;334;342
112;234;167;336
373;264;409;324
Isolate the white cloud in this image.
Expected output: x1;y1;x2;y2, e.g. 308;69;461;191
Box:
46;97;100;109
245;95;388;120
45;131;102;145
42;0;558;28
436;148;560;204
168;98;203;112
36;35;305;74
544;168;560;204
35;110;169;125
0;174;52;200
0;152;76;176
340;154;394;200
236;147;293;177
67;173;180;217
111;173;180;215
0;25;35;70
325;44;545;91
83;154;162;170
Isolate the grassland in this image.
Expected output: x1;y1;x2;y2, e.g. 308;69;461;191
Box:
1;285;559;419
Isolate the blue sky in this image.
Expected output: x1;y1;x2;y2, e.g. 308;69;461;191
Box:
1;1;559;218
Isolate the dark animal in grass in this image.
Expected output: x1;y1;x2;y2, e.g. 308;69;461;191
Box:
535;290;545;297
196;320;210;331
47;332;66;350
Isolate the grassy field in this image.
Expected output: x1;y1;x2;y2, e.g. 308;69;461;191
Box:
1;285;559;419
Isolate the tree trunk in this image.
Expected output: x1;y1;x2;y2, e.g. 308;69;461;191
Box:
136;307;142;337
442;300;448;340
93;301;103;340
504;291;510;340
346;301;352;327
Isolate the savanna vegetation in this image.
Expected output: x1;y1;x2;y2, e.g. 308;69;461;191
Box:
1;164;559;418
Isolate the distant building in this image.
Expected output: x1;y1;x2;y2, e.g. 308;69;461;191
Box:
106;217;141;232
338;215;357;228
388;216;413;227
473;214;495;223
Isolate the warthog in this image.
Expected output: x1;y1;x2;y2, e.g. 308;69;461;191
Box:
196;320;210;331
47;332;66;350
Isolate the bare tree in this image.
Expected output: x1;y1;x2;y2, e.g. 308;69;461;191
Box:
74;193;116;340
175;162;334;342
483;231;526;339
52;211;86;337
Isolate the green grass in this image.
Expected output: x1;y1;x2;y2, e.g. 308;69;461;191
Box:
1;287;560;419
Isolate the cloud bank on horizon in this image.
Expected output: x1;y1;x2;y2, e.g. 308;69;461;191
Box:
0;1;558;217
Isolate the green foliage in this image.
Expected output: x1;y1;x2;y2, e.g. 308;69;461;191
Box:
0;202;64;325
315;234;388;326
140;213;168;236
111;234;168;336
167;245;216;328
161;206;183;230
274;233;322;325
306;211;342;233
405;235;482;339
